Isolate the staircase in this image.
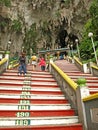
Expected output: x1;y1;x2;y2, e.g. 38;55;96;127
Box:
0;65;83;130
55;60;98;95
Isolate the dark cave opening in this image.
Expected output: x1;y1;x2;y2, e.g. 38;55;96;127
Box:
57;29;79;50
58;32;79;58
58;29;68;48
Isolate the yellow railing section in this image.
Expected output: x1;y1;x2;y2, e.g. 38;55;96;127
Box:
91;65;98;70
51;62;78;90
51;60;98;103
83;93;98;102
0;58;7;65
8;60;19;69
74;56;83;66
68;56;73;60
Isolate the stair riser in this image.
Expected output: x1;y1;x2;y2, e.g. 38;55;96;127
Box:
87;86;98;88
0;110;75;117
0;81;58;87
0;90;63;95
0;78;56;82
2;74;53;78
0;83;23;86
90;92;98;94
74;80;98;83
31;85;58;87
0;84;58;88
0;99;68;104
32;80;55;82
0;83;58;88
0;125;83;130
71;77;98;80
0;78;24;81
0;117;80;127
31;75;53;79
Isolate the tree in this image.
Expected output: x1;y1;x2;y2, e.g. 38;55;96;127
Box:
79;0;98;62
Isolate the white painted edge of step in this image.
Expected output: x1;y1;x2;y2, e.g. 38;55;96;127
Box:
0;116;79;126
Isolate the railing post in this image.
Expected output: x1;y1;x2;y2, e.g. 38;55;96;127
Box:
5;51;10;69
83;63;88;73
76;78;90;130
89;61;93;74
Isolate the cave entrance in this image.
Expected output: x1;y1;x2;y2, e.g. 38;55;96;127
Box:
57;29;68;48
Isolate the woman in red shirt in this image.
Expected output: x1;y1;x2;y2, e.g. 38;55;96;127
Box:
39;57;46;71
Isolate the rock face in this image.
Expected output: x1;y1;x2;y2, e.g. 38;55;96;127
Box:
0;0;92;56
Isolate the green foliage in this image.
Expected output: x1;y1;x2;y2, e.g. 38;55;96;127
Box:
80;38;93;60
0;19;9;32
79;0;98;63
0;21;7;27
0;0;11;7
89;0;98;37
11;20;22;32
64;0;70;4
89;0;98;18
83;19;92;32
55;11;61;17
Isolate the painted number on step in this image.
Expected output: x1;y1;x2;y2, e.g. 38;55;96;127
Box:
16;112;30;117
19;100;30;104
15;119;30;126
20;95;31;99
18;105;30;110
22;91;30;95
22;87;31;90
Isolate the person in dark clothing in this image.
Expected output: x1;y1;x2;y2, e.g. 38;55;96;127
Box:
18;52;27;75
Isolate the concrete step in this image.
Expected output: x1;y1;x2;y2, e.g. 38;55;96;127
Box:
0;84;59;88
0;103;71;110
0;123;83;130
0;98;68;104
73;79;98;83
70;75;98;80
0;80;58;87
2;72;53;78
0;94;65;99
89;88;98;94
0;116;79;126
0;109;75;117
0;86;61;91
0;77;56;82
6;70;51;75
66;73;92;76
0;89;63;95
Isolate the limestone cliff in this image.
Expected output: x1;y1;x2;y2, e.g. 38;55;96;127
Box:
0;0;92;56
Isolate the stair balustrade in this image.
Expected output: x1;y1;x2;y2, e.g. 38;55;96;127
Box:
50;61;78;112
0;58;8;74
50;61;98;130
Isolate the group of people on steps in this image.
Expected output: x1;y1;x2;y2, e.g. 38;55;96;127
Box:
18;52;46;76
